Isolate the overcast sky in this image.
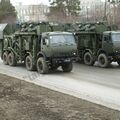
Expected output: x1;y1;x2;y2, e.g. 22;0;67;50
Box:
10;0;105;6
10;0;50;5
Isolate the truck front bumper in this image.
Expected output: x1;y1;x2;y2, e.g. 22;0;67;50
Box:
52;57;77;64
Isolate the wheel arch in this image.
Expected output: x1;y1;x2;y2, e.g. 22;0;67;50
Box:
97;49;107;56
37;52;46;59
83;49;93;55
25;52;32;58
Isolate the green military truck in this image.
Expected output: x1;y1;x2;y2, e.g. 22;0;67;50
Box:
0;22;77;74
74;22;120;67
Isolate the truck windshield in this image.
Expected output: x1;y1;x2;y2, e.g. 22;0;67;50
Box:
49;34;75;45
112;34;120;41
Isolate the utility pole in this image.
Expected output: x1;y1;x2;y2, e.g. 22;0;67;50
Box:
113;1;116;24
86;6;90;22
103;0;107;21
108;0;119;24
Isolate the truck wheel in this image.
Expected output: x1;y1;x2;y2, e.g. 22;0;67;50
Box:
62;62;73;72
3;52;8;65
37;57;49;74
84;52;94;66
25;56;35;71
98;53;110;68
8;52;17;66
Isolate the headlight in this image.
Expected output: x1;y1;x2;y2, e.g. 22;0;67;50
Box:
72;52;77;56
73;52;76;55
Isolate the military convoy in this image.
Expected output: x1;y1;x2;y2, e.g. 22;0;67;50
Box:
0;22;77;74
0;21;120;72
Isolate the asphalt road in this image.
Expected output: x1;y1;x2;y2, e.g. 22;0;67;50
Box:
0;59;120;111
72;62;120;89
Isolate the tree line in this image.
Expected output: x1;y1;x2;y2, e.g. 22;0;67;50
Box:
48;0;81;23
0;0;120;28
0;0;16;23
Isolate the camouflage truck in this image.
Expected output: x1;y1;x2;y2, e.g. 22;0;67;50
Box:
74;22;120;68
0;22;77;74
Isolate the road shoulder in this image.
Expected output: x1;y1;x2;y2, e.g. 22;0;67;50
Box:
0;74;120;120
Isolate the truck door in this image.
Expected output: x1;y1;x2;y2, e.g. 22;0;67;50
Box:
102;34;113;54
41;36;50;57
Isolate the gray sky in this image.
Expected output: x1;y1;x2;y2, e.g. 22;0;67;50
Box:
10;0;49;5
10;0;105;6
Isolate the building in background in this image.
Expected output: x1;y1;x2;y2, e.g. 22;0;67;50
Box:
80;0;104;22
15;3;49;22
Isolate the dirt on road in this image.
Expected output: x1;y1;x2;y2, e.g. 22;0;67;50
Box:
0;74;120;120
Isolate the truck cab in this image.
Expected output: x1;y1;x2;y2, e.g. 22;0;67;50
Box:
102;31;120;55
36;32;77;73
98;31;120;67
41;32;77;58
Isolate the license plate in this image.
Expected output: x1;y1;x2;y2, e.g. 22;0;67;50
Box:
64;59;71;62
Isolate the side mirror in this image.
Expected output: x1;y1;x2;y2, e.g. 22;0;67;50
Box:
107;36;111;43
43;38;49;46
104;36;111;43
43;39;46;45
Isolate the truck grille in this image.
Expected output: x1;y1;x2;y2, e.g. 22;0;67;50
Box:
53;52;72;57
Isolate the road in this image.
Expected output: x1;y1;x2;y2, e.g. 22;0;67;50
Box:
0;59;120;111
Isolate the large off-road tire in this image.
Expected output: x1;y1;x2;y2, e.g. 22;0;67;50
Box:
37;57;49;74
62;62;73;72
3;52;8;65
84;52;94;66
98;53;110;68
25;56;35;71
8;52;17;66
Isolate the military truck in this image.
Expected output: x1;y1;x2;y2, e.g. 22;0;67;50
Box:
74;22;120;67
0;22;77;74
